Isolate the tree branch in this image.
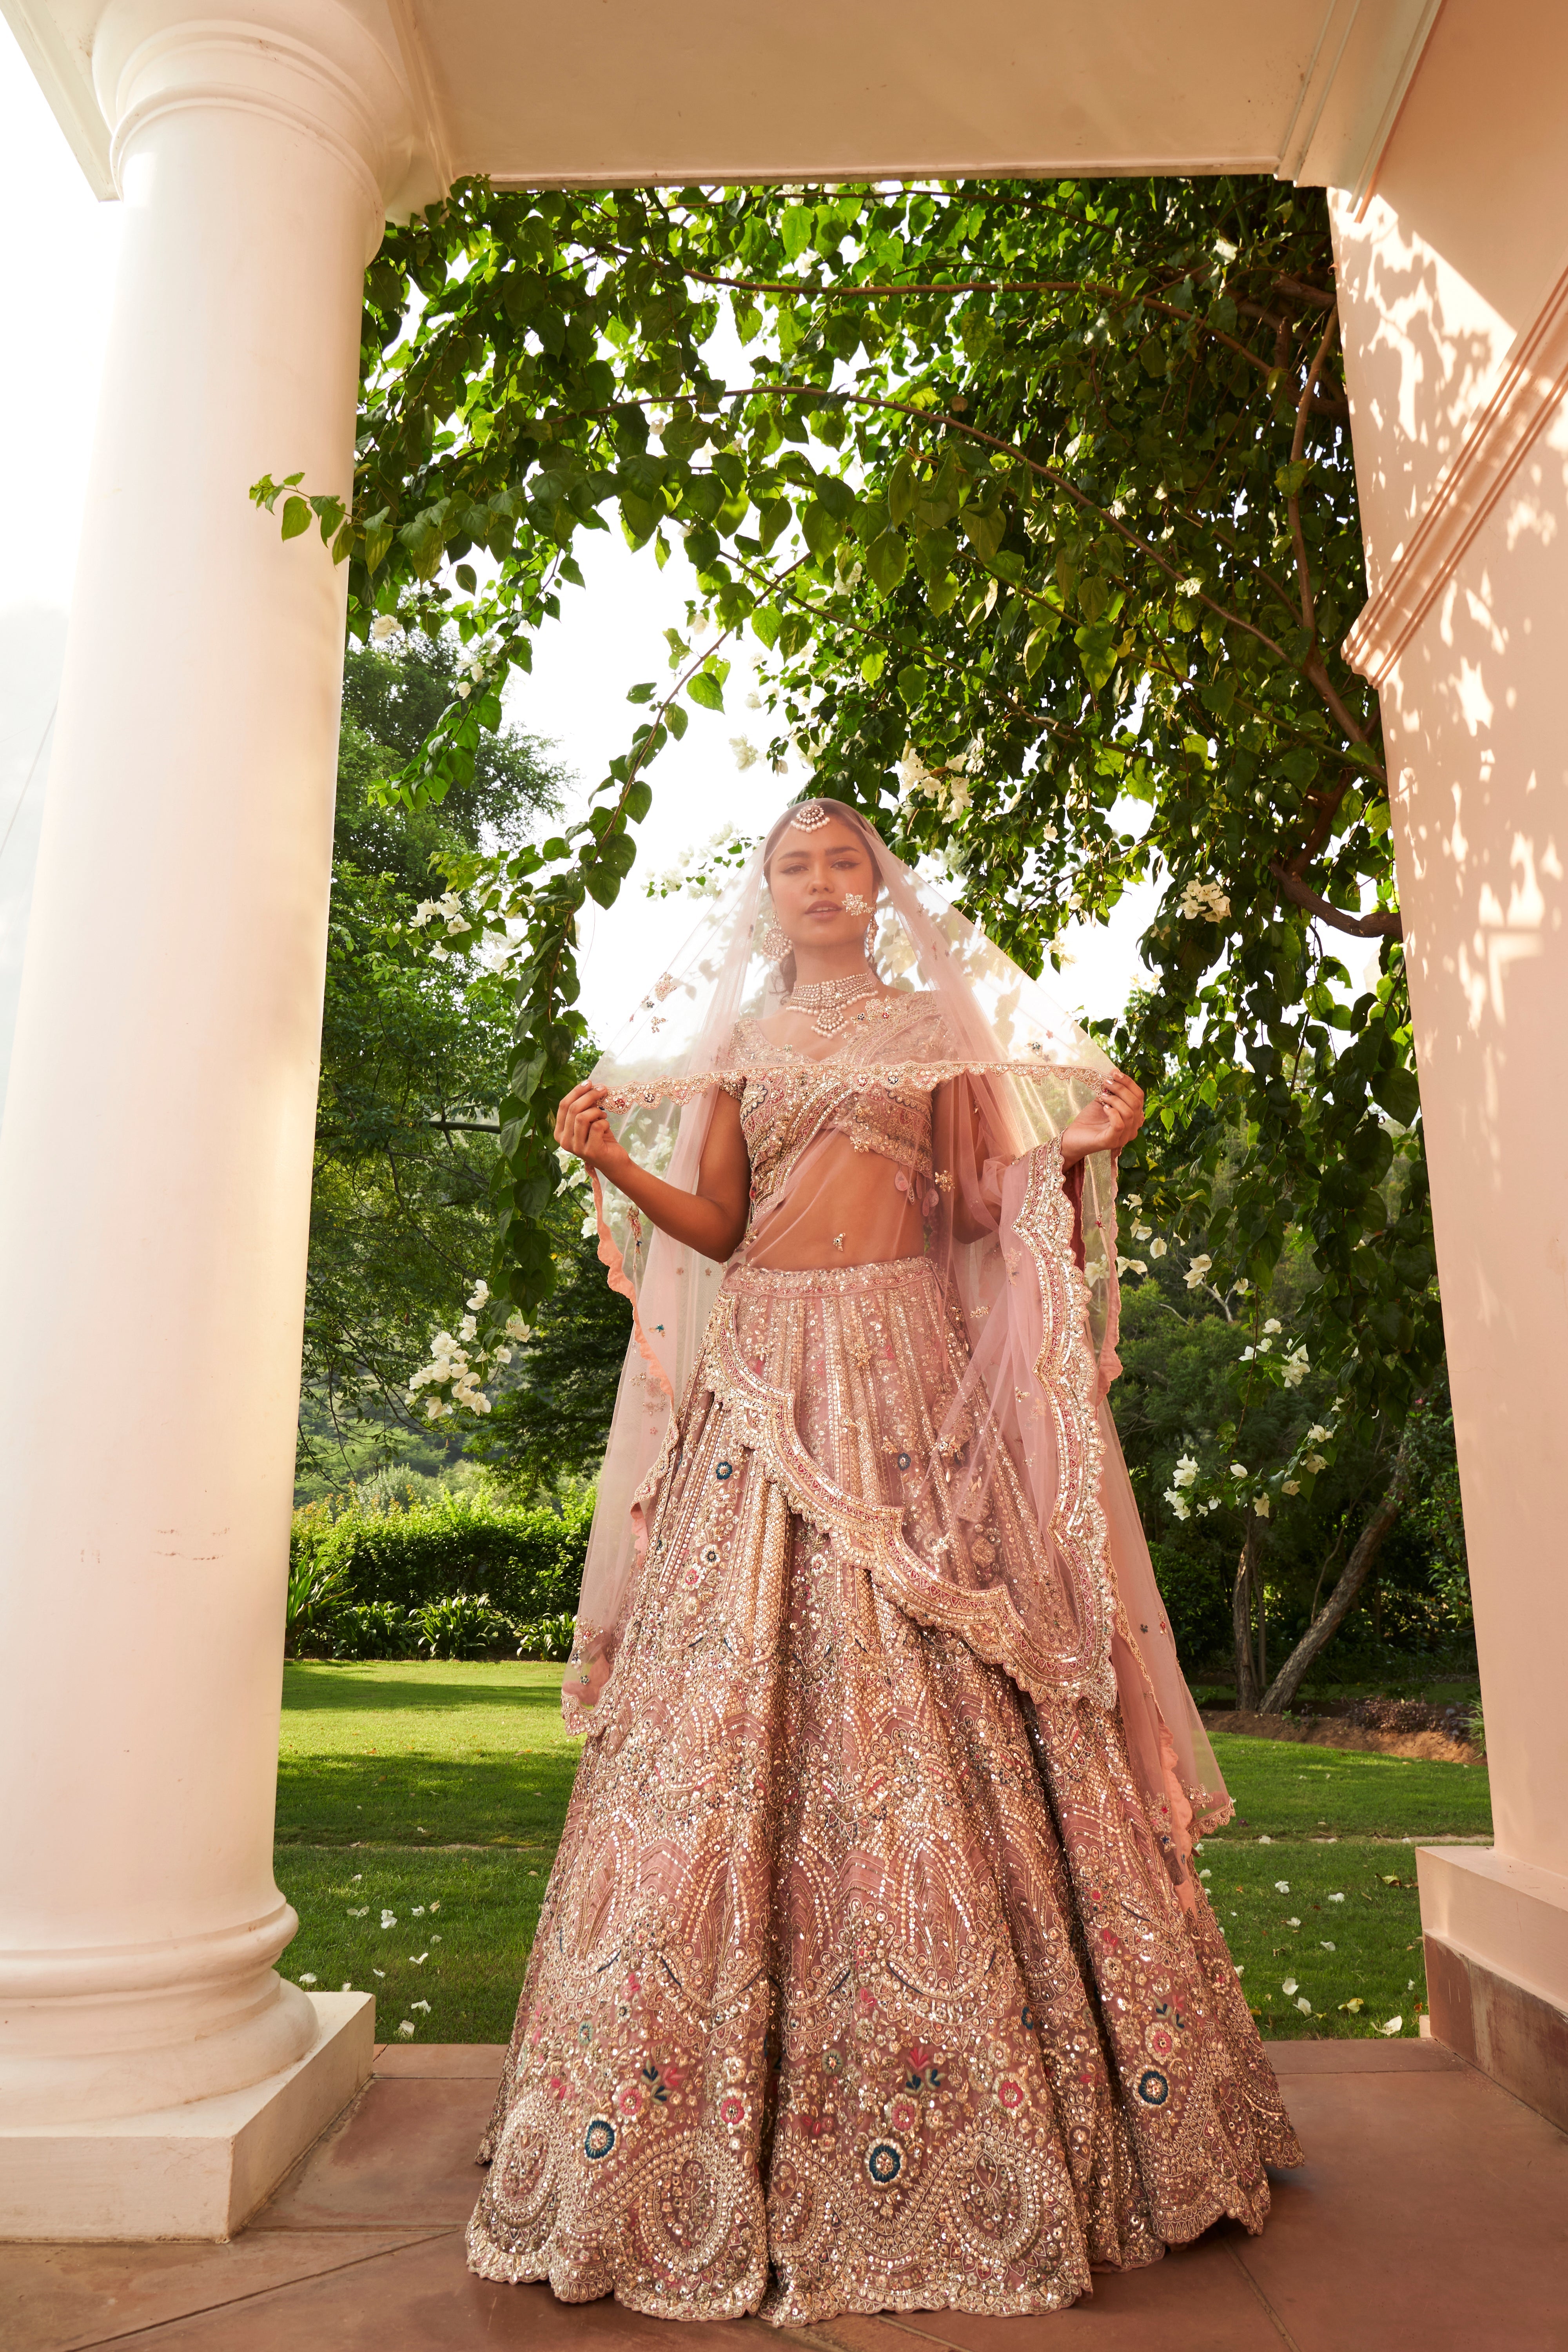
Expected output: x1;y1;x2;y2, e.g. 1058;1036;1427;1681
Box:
1269;861;1403;939
1260;1428;1414;1711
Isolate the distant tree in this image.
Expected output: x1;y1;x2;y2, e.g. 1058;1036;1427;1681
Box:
299;631;565;1482
479;1215;632;1499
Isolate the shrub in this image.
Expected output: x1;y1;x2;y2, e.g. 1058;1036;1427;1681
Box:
408;1591;516;1660
290;1484;593;1622
513;1611;576;1662
328;1601;413;1661
285;1557;352;1656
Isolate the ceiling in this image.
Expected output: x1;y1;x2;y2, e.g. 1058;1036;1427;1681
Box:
6;0;1444;210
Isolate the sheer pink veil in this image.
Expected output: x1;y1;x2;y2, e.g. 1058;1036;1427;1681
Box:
562;800;1230;1861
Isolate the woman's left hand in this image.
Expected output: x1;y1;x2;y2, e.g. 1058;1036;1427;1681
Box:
1060;1072;1146;1168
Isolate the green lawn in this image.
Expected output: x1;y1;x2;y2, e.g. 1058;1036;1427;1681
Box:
273;1662;1492;2045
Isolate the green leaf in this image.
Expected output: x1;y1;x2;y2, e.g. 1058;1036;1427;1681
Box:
626;681;655;703
780;208;814;261
860;646;887;685
281;496;311;541
960;504;1005;565
800;501;841;559
888;453;918;529
1372;1066;1421;1127
751;604;781;650
687;670;725;713
1074;621;1119;692
897;663;926;707
1276;458;1315;498
666;702;688;739
865;531;907;596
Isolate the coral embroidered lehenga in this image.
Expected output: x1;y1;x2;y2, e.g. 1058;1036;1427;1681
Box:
468;809;1300;2321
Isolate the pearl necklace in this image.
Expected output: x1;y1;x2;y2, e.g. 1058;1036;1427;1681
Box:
784;970;881;1037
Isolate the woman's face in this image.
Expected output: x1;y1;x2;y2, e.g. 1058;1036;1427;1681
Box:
766;818;878;954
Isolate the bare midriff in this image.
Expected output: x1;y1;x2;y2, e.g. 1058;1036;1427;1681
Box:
742;1130;928;1270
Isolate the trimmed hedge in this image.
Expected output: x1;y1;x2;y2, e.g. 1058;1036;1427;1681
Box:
290;1488;592;1623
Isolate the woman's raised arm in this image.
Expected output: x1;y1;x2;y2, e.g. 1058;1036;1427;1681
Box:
554;1080;751;1263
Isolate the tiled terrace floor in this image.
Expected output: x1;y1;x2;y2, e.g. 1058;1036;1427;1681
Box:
7;2039;1566;2352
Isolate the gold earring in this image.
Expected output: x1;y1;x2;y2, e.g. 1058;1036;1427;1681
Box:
760;921;791;960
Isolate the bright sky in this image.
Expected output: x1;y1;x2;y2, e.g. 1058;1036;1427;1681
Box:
0;20;1155;1088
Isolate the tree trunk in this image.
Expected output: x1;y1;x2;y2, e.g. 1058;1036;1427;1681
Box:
1260;1432;1414;1713
1232;1518;1264;1711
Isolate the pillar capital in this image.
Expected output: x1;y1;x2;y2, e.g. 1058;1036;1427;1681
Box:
91;0;445;236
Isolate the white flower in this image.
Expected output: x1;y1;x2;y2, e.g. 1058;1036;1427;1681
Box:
1275;1880;1291;1894
380;1911;397;1929
745;691;762;710
1304;1452;1327;1474
1282;1976;1298;1995
1234;1963;1245;1975
729;735;760;770
347;1906;368;1918
1172;1455;1198;1489
1199;1867;1212;1880
341;1981;354;1991
466;1281;490;1310
1116;1255;1148;1278
1282;1479;1300;1496
1254;1495;1270;1518
1230;1462;1247;1479
1377;2016;1403;2037
1321;1940;1336;1951
370;613;403;642
298;1973;317;1986
372;1968;385;1978
1132;1224;1152;1242
411;1906;425;1918
1308;1424;1330;1443
1164;1491;1192;1521
409;1951;428;1965
1327;1891;1345;1903
1287;1915;1301;1927
1295;1995;1312;2015
459;1315;477;1341
397;2020;417;2038
1184;1255;1212;1289
1258;1834;1273;1845
1149;1236;1167;1258
1281;1347;1310;1387
412;1998;431;2013
1241;1345;1256;1361
1263;1318;1282;1335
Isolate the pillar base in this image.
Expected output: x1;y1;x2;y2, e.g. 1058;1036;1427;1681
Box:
0;1991;373;2241
1418;1845;1568;2134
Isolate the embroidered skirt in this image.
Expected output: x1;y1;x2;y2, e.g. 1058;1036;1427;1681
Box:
467;1256;1300;2322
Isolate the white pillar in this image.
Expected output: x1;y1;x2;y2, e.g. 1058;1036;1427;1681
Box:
0;0;437;2231
1334;123;1568;2120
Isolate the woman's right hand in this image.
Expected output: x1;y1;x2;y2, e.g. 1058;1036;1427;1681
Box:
554;1082;632;1182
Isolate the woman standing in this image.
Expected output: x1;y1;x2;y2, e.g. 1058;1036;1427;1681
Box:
468;800;1299;2321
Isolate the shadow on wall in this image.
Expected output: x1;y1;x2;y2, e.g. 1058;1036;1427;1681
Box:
0;602;65;1116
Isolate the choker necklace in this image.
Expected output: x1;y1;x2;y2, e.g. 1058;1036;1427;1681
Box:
784;970;880;1037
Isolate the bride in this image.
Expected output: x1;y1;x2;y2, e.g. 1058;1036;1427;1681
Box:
467;799;1300;2321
